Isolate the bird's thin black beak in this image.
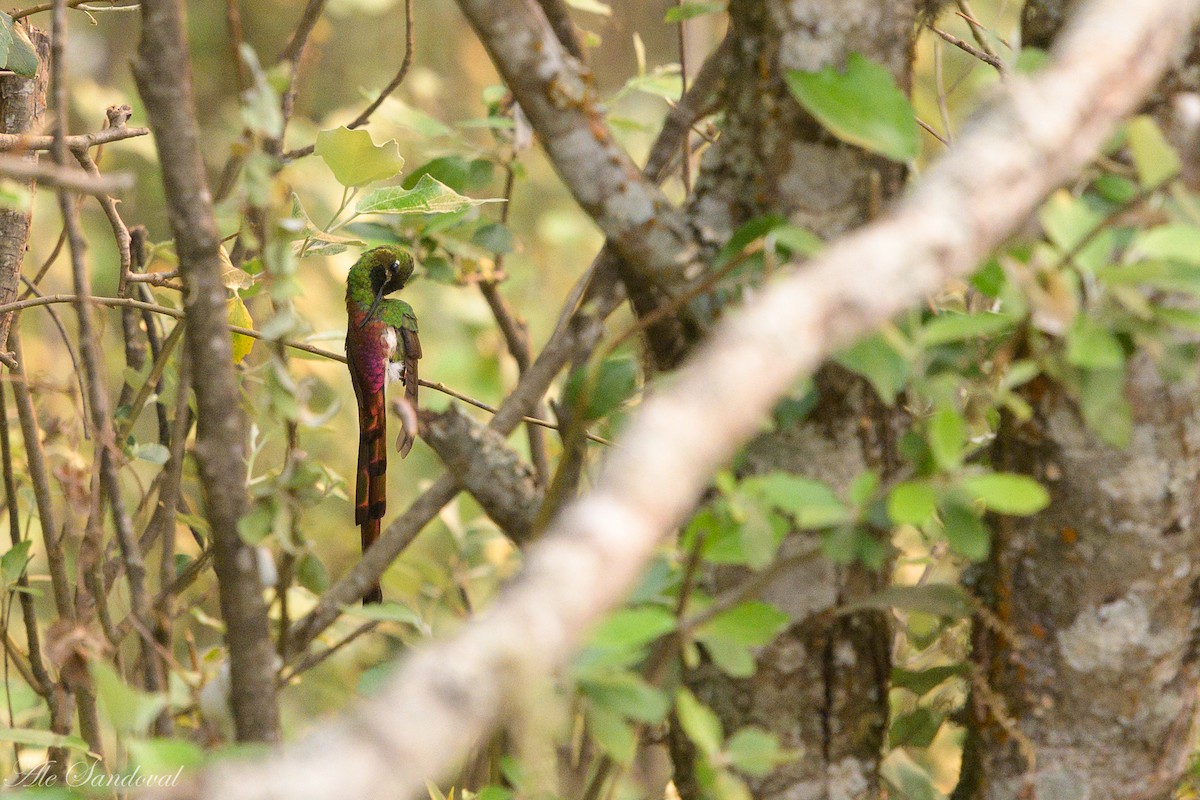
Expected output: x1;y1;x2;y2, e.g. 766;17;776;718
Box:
359;284;388;329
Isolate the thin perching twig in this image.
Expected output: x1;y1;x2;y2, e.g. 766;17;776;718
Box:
282;0;414;160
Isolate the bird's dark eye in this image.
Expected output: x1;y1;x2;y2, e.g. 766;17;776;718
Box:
391;259;400;272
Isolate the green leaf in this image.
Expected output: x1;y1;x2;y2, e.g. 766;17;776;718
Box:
0;726;91;753
237;501;273;545
840;584;971;618
784;53;920;162
472;222;514;254
295;552;329;594
959;473;1050;515
1079;366;1132;448
888;481;938;526
402;156;494;193
588;607;676;653
564;356;639;422
357;174;504;215
1039;189;1105;255
127;737;206;774
922;312;1014;347
675;688;724;756
348;601;425;628
725;727;789;777
735;504;786;570
1;540;31;586
132;442;171;465
890;663;968;697
941;502;991;561
740;473;849;529
1126;115;1181;186
928;407;966;471
835;333;909;404
1066;314;1124;370
580;671;669;724
849;470;879;508
694;600;789;648
881;750;946;800
0;13;39;78
314;126;405;187
587;704;636;762
889;707;942;748
701;636;756;677
91;661;167;736
664;1;725;22
1131;224;1200;265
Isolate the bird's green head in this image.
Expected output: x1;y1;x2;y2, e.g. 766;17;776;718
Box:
348;246;416;326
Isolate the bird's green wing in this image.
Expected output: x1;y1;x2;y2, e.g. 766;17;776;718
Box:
379;298;418;332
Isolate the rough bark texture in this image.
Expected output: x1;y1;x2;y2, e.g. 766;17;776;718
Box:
132;0;280;743
0;26;48;355
960;359;1200;799
959;8;1200;799
677;3;916;799
422;404;543;543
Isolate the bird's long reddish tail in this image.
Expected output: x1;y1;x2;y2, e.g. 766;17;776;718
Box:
354;385;387;604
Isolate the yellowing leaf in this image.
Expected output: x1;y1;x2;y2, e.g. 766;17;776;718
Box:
228;295;254;364
314;126;405;187
1126;115;1181;187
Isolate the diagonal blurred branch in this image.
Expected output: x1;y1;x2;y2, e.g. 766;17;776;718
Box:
146;0;1199;796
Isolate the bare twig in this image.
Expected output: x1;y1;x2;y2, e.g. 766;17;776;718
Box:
0;124;149;152
7;326;73;621
479;164;550;481
930;24;1005;73
0;154;132;194
955;0;1006;57
12;0;134;19
282;0;414;161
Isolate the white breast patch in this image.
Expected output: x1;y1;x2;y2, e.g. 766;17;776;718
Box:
381;327;403;384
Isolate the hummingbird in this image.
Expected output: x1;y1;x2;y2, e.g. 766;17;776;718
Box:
345;245;421;604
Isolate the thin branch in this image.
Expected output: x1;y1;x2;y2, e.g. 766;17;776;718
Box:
282;0;414;161
134;0;280;743
479;163;550;481
0;381;54;700
930;24;1006;73
148;0;1198;796
6;326;73;621
0;124;149;152
11;0;134;19
0;154;132;194
0;292;610;442
276;0;326;64
955;0;1005;57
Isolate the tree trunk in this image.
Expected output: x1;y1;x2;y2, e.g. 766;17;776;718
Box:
674;2;919;798
958;7;1200;798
